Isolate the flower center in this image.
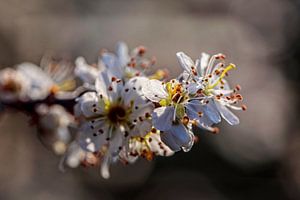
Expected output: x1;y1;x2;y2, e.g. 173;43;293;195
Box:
159;81;187;107
107;105;127;124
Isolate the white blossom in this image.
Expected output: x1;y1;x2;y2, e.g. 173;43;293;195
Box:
17;56;75;100
76;71;154;178
0;42;246;180
176;52;246;131
74;56;100;85
143;79;195;152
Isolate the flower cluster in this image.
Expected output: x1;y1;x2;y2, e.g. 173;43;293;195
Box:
0;42;246;179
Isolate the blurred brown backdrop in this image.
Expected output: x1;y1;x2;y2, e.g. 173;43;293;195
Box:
0;0;300;199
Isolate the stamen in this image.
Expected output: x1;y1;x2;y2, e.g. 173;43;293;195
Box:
151;127;157;133
137;46;146;56
235;84;241;91
212;127;220;134
235;94;243;101
207;63;236;90
206;54;225;75
242;104;247;111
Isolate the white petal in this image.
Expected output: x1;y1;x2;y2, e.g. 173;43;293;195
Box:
199;53;210;76
186;100;215;127
142;79;168;102
198;115;215;127
187;82;202;94
73;103;82;117
79;92;104;117
116;42;130;67
177;71;190;82
152;106;174;131
203;101;221;124
65;142;84;168
40;54;73;83
134;119;152;137
168;124;193;150
123;77;148;105
18;62;53;86
96;69;122;102
75;57;99;84
101;52;123;78
101;155;111;179
130;101;153;121
108;128;124;155
185;100;203;120
215;101;239;125
176;52;194;73
95;71;110;99
160;132;181;152
78;122;108;152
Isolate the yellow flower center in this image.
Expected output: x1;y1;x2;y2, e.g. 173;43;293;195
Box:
158;81;187;119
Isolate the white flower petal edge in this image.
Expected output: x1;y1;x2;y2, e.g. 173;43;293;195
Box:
176;51;245;129
116;42;130;68
17;62;54;100
160;124;194;152
101;155;111;179
75;57;99;84
214;101;240;125
142;79;168;102
199;52;210;76
176;52;195;74
152;106;174;131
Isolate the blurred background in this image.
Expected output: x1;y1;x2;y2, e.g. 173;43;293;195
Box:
0;0;300;199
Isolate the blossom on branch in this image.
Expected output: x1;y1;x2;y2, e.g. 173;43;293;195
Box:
0;42;246;179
